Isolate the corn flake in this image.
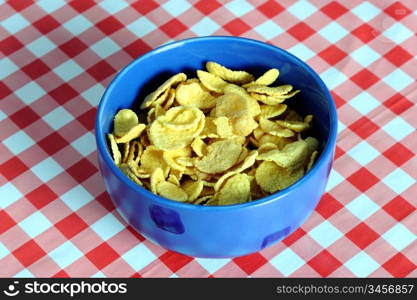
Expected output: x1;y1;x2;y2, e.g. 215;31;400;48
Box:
108;63;321;205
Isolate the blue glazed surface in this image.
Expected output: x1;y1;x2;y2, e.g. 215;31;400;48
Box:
95;36;338;258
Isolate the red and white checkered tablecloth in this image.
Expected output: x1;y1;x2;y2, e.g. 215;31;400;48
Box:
0;0;416;278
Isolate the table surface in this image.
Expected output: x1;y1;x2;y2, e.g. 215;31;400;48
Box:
1;0;416;278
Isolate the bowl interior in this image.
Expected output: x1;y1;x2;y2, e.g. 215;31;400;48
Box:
97;36;336;197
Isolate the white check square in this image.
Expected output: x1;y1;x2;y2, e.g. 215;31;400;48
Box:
382;223;416;251
61;185;94;211
91;213;125;241
19;211;52;238
122;243;157;271
26;36;55;57
15;82;46;105
0;183;23;209
191;17;220;36
270;248;304;276
32;157;64;182
54;60;84;81
42;107;73;130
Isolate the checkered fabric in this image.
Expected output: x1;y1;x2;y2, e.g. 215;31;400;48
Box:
0;0;416;278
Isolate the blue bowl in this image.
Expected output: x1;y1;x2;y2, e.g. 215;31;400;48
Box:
95;36;337;258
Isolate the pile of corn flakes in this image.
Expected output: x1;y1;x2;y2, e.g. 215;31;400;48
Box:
108;62;319;206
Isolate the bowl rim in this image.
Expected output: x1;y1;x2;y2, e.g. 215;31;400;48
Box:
95;36;338;211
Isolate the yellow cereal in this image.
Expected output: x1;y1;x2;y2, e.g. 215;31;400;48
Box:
182;179;204;202
119;163;143;186
109;63;320;205
259;118;295;138
150;167;165;194
115;123;146;143
307;151;318;172
191;137;207;157
255;161;304;193
215;173;251;205
141;73;186;109
195;139;242;174
216;93;250;118
243;68;279;88
122;142;130;163
206;61;254;84
256;140;308;170
213;116;234;138
231;115;258;137
275;120;311;133
259;104;287;119
156;181;188;202
197;70;228;93
247;84;293;96
140;145;169;176
113;109;139;137
108;133;122;165
176;81;216;110
162;88;176;110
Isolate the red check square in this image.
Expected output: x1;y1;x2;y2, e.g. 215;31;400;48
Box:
49;83;78;105
319;45;347;65
224;19;251;35
38;132;69;156
8;0;33;12
59;37;88;58
0;157;29;181
0;211;16;235
384;2;412;21
131;0;158;15
349;116;379;139
352;24;377;43
87;61;116;82
383;93;413;115
0;36;24;55
33;15;60;34
283;228;306;247
331;91;346;109
96;16;124;35
53;270;70;278
10;106;40;129
384;46;413;67
96;192;116;212
383;196;415;222
383;253;416;277
346;222;379;249
160;19;188;38
26;184;58;209
347;167;379;192
257;0;284;18
0;82;13;100
288;22;315;41
77;108;96;131
159;251;194;273
69;0;95;13
315;193;343;219
55;213;88;239
321;2;348;20
195;0;222;15
383;143;414;167
13;240;46;267
67;158;97;183
308;250;342;277
22;59;51;79
233;252;268;275
86;242;119;270
351;69;379;89
124;40;152;59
